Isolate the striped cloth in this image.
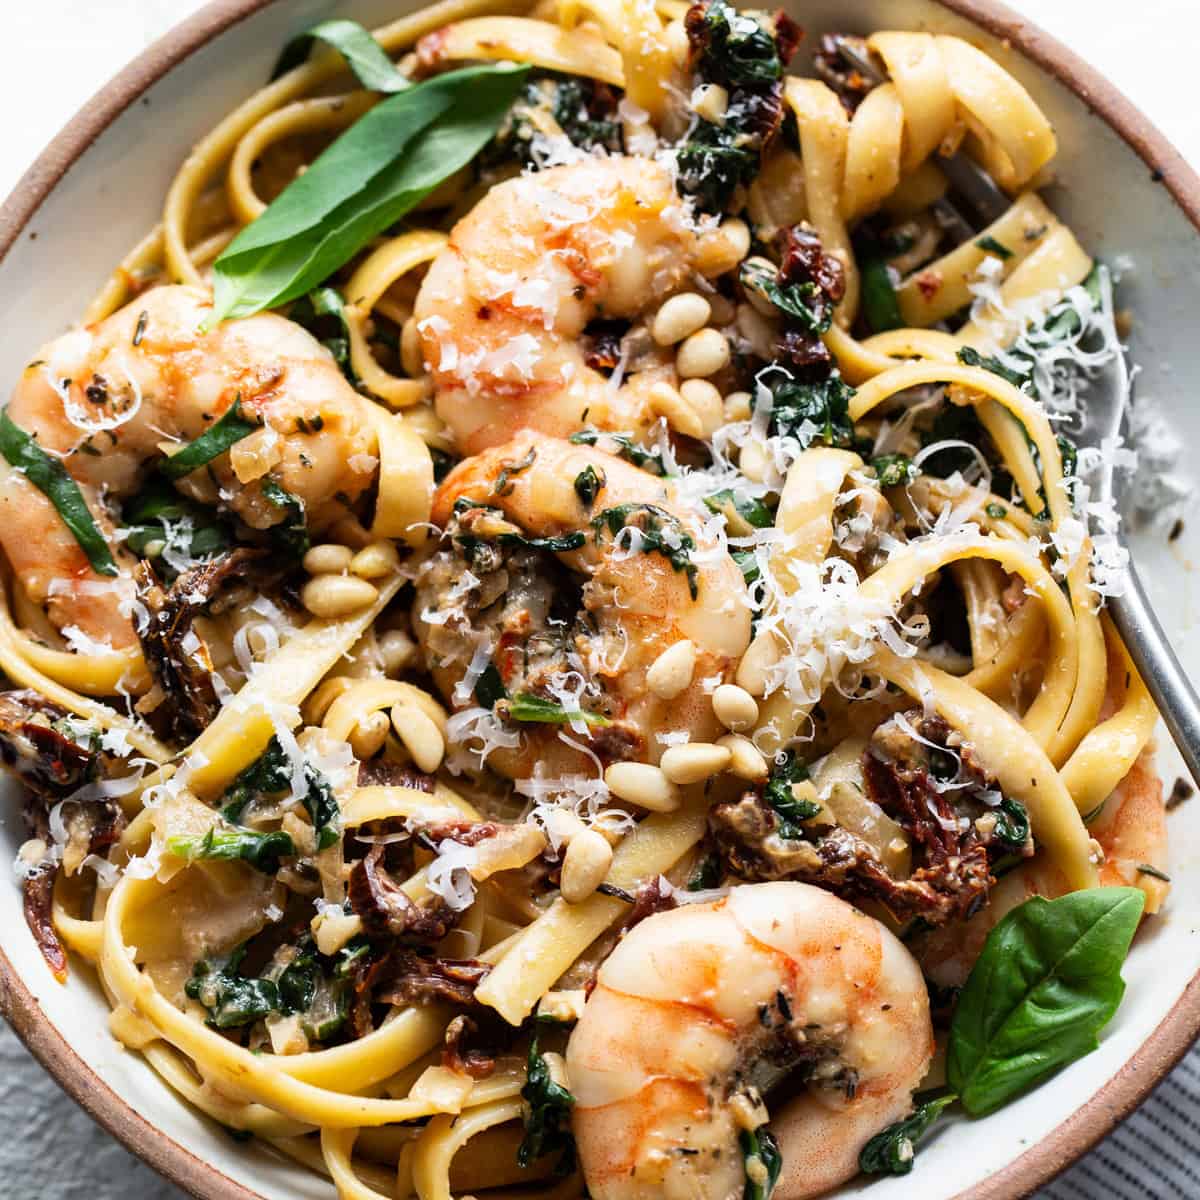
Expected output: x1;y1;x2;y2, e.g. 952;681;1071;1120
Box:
1039;1047;1200;1199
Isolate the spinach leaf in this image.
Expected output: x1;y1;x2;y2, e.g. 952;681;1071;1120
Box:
740;258;832;335
122;479;232;567
687;852;722;891
0;407;116;576
732;549;760;585
568;429;665;475
289;286;354;377
592;504;699;599
212;64;530;321
975;235;1012;260
740;1126;783;1200
860;255;903;333
763;374;855;449
185;948;279;1029
991;796;1030;852
272;18;410;92
505;693;609;727
691;0;785;88
220;737;340;850
573;464;605;508
956;345;1031;391
764;751;817;838
704;489;773;530
859;1094;956;1175
486;73;622;168
871;454;918;487
676;121;761;213
168;824;295;874
518;1027;576;1174
474;663;508;709
985;502;1008;519
160;398;258;480
261;479;310;557
947;887;1145;1115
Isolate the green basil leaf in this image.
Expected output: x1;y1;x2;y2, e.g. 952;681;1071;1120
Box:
0;407;116;576
947;887;1145;1116
518;1027;576;1173
474;663;508;710
272;18;410;93
261;479;310;558
160;398;258;480
212;64;530;322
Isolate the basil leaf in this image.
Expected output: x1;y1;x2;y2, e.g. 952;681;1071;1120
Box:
272;18;410;93
704;489;773;529
0;407;116;576
160;399;258;480
859;1094;956;1175
947;887;1145;1116
212;64;530;321
764;750;817;838
860;255;903;333
289;286;353;378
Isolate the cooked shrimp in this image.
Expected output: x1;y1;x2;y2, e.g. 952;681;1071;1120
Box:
413;431;751;776
565;881;934;1200
413;156;738;454
0;285;376;648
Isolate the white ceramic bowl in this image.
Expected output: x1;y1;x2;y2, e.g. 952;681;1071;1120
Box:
1;2;1199;1197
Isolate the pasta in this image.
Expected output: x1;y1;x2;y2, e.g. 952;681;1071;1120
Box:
0;2;1173;1198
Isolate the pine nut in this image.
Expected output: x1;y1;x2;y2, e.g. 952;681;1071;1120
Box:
713;683;759;731
541;806;588;850
721;218;751;262
646;639;696;699
604;762;681;812
680;379;724;437
724;391;752;422
401;316;424;378
718;733;769;782
661;742;732;784
349;709;390;759
560;828;614;902
677;328;731;378
691;82;729;125
302;574;379;618
391;703;445;772
648;381;704;439
379;628;417;675
652;292;712;346
735;632;779;696
350;540;401;579
303;543;353;575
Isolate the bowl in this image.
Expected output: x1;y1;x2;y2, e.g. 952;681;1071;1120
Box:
1;1;1198;1197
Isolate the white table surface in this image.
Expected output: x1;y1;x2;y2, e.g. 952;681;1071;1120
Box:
1;2;1198;1199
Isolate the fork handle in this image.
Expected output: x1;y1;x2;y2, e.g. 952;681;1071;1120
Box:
1107;559;1200;787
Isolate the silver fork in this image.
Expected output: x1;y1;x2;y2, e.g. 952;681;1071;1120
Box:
834;37;1200;786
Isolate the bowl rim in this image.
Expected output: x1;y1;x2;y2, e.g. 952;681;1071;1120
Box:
1;1;1199;1197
